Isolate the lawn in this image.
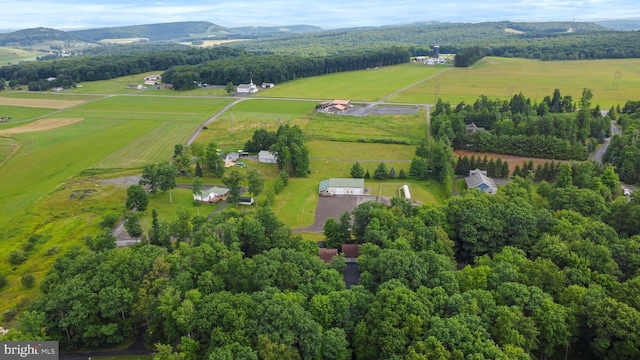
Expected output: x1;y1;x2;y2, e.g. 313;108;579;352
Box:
389;57;640;108
255;62;447;101
305;111;427;144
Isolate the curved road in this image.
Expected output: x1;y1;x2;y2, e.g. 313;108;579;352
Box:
589;122;621;165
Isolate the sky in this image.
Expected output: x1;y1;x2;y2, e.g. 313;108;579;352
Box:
1;0;639;31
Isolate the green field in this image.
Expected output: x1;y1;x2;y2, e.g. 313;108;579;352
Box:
195;99;316;151
0;47;41;65
389;57;640;108
256;62;447;101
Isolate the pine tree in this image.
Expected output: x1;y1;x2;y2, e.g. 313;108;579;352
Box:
398;168;407;179
389;167;397;179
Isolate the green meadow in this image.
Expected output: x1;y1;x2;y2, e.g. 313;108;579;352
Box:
195;99;316;151
0;106;56;127
256;63;446;101
0;47;41;65
389;57;640;108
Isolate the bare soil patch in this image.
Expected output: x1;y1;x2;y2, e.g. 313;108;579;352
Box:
454;150;568;174
0;118;85;135
0;97;85;109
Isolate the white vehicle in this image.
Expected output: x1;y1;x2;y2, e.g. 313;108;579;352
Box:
623;188;632;196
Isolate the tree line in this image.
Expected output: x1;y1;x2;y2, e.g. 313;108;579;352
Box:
431;89;611;160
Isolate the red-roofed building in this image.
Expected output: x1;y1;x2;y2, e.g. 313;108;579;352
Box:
341;244;360;258
319;248;338;263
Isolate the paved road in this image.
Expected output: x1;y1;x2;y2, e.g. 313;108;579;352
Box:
590;122;621;165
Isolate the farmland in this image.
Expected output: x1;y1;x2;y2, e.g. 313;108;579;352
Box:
389;57;640;108
0;46;41;65
0;56;638;318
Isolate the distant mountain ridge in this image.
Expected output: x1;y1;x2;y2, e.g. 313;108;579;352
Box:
595;18;640;31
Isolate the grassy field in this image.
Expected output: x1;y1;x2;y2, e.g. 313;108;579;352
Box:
389;57;640;108
255;62;447;101
195;99;316;151
0;180;125;315
0;47;41;65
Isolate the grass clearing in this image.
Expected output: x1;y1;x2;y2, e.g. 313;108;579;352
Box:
255;63;447;101
308;140;417;161
0;180;125;316
0;46;41;65
389;57;640;108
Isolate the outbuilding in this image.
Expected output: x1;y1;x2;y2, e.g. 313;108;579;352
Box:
193;186;230;203
258;150;278;164
319;178;365;196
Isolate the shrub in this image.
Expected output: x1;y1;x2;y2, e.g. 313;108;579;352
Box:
44;245;61;256
100;213;120;229
9;250;27;265
0;273;7;290
21;273;35;288
22;242;34;252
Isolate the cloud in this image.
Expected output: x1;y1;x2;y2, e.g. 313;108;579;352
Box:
1;0;640;30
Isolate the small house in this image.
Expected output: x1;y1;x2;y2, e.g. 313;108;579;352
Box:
319;178;365;196
258;150;278;164
466;122;485;134
465;169;497;194
261;82;275;88
319;248;339;263
225;152;240;167
194;186;230;203
341;244;360;259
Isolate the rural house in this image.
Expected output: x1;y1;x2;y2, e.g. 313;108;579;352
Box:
466;122;485;133
319;178;365;196
224;152;240;167
319;248;338;263
316;100;353;113
261;82;275;88
194;186;230;203
237;80;258;94
144;74;161;85
465;168;497;194
258;150;278;164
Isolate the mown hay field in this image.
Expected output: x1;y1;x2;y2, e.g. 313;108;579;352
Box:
255;62;446;101
0;96;85;109
389;57;640;108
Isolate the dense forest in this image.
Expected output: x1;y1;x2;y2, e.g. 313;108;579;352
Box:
430;89;612;160
604;101;640;184
2;160;640;359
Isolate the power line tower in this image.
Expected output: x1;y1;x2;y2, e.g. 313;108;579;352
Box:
613;71;621;90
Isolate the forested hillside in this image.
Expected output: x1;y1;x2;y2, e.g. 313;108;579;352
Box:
70;21;227;42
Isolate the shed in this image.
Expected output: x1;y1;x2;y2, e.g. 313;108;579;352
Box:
237;196;255;205
319;178;365;196
258;150;278;164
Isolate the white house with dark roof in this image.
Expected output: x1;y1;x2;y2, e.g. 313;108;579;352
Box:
465;169;497;194
194;186;229;203
258;150;278;164
319;178;365;196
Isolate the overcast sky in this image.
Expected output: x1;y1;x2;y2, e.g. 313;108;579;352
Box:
2;0;639;31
